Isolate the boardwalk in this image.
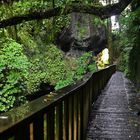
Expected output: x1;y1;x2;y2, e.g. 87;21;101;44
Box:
86;72;140;140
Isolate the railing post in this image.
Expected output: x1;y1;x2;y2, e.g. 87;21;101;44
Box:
33;114;44;140
80;87;84;140
64;98;69;140
81;84;89;140
89;78;93;112
77;89;81;140
55;102;63;140
47;107;55;140
0;134;9;140
68;95;74;140
73;93;77;140
15;124;30;140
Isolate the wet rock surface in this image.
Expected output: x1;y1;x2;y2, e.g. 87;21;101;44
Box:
86;72;140;140
56;13;107;57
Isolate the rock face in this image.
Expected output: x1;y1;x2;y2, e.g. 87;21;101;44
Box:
56;13;107;57
55;25;74;52
90;25;107;55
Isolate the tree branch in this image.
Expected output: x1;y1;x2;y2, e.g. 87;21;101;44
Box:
0;0;133;28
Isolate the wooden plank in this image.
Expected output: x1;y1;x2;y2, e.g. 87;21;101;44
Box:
68;95;74;140
77;89;81;140
0;132;13;140
87;80;91;117
83;85;87;139
63;99;69;140
71;95;74;140
55;102;63;140
14;124;30;140
89;78;93;109
73;93;78;140
92;74;98;101
83;84;88;139
0;135;8;140
82;83;90;140
47;108;55;140
80;87;84;140
33;115;44;140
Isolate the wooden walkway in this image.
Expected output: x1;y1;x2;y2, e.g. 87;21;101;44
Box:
86;72;140;140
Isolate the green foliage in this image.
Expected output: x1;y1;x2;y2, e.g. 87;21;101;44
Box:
54;15;71;34
119;8;140;47
76;52;97;73
0;38;30;111
74;52;92;80
26;59;47;93
12;1;50;15
0;0;98;112
24;44;74;92
88;62;97;72
18;31;38;55
93;16;106;27
54;75;74;90
112;6;140;90
55;52;97;90
77;26;89;40
116;7;140;77
118;47;132;76
45;44;71;85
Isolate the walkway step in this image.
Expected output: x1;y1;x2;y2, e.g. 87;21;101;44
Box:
86;72;140;140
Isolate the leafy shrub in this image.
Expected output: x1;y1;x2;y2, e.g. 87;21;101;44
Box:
25;44;74;92
118;47;132;76
117;7;140;77
54;75;74;90
0;38;30;111
74;52;93;80
0;37;97;111
45;44;72;85
88;62;97;72
26;59;47;93
55;52;97;90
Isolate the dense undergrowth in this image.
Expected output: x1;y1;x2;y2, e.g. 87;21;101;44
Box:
0;1;97;112
0;0;100;112
112;5;140;91
0;36;96;112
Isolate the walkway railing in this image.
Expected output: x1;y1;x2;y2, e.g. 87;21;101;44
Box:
0;65;116;140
